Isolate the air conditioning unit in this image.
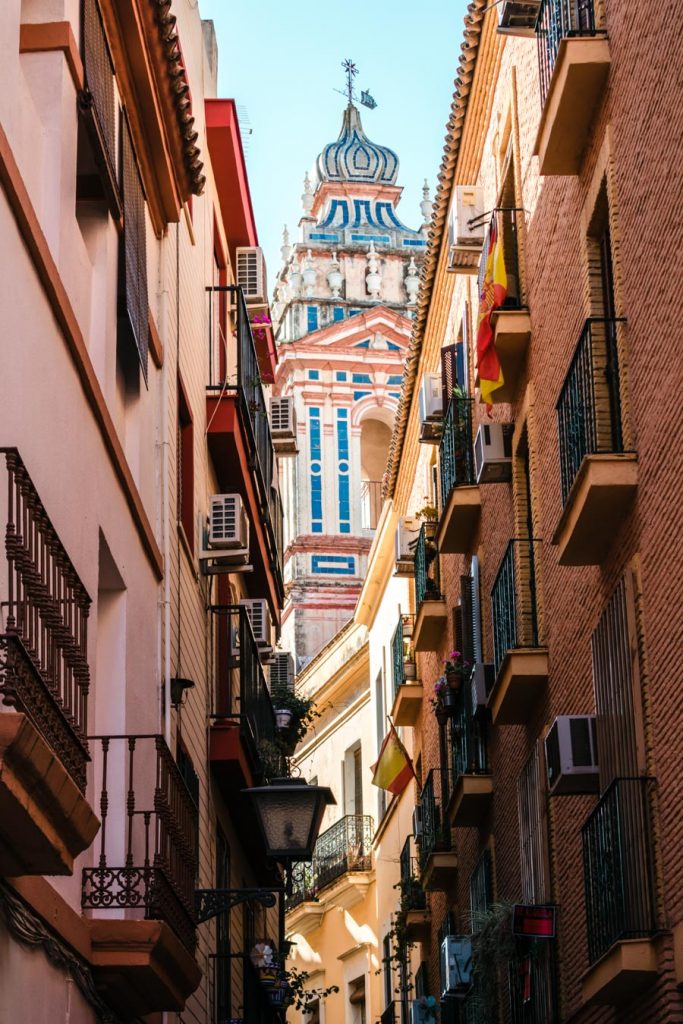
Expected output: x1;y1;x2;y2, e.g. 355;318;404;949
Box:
412;806;423;839
474;423;512;483
440;935;473;998
269;651;295;692
498;0;542;36
395;518;421;576
236;246;267;304
239;598;272;650
545;716;600;796
471;663;495;718
448;186;485;248
270;396;298;456
419;373;443;444
201;494;250;566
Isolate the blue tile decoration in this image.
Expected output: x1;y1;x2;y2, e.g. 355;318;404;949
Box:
307;306;319;332
308;369;320;381
309;407;323;533
337;409;351;534
402;239;427;247
352;373;372;384
387;375;403;385
312;555;356;575
354;390;372;401
336;371;348;381
333;307;345;321
318;105;398;185
310;232;340;241
351;234;391;244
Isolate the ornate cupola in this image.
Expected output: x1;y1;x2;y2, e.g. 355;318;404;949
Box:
317;103;399;186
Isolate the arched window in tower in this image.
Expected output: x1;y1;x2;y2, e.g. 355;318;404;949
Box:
360;417;391;530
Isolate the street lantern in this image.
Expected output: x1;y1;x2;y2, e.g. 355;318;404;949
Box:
244;777;335;862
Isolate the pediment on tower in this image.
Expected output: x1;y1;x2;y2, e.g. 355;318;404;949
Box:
286;305;412;354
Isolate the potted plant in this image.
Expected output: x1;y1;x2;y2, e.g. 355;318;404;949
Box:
430;676;458;720
443;649;470;689
270;685;321;754
403;646;417;681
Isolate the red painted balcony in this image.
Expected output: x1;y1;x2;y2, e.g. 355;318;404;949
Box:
206;286;284;618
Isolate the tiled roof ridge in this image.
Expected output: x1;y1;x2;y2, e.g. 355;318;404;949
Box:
384;0;489;497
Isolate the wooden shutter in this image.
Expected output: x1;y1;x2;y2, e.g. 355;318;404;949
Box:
591;570;644;786
118;115;149;381
80;0;120;215
460;574;475;666
440;343;459;413
517;744;550;903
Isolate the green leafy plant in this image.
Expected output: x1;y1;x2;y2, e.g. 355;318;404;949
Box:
415;502;439;521
270;686;321;745
468;901;516;1015
278;964;339;1011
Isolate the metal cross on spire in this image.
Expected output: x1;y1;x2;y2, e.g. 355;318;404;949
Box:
336;59;378;110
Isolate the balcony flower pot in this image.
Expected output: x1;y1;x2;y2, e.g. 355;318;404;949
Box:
274;708;294;731
445;669;463;689
435;705;449;727
404;659;417;681
441;688;459;713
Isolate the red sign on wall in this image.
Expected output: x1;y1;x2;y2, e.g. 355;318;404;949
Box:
512;904;556;939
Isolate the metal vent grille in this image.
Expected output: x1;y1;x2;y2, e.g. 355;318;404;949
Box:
270;397;294;435
118;114;148;381
236;247;266;301
210;495;242;546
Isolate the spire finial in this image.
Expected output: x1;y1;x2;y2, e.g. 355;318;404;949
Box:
342;58;358;106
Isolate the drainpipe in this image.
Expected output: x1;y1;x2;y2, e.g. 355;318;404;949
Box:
159;228;172;746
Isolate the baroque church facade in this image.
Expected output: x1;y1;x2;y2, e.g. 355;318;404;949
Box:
272;99;431;668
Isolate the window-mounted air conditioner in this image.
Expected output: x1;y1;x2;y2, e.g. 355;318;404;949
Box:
471;663;495;718
269;396;298;457
239;598;272;649
236;246;267;304
440;935;473;998
498;0;542;36
545;716;599;796
201;494;250;566
269;651;295;692
474;423;512;483
448;186;485;248
395;518;421;576
412;806;423;840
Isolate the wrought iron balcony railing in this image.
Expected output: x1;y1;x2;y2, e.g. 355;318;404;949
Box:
285;814;374;910
82;735;198;953
418;769;452;870
450;680;489;780
210;605;277;779
380;1002;400;1024
414;521;442;609
476;208;525;310
0;448;91;791
361;479;383;530
439;396;475;511
207;285;282;596
582;776;658;964
391;614;415;697
556;317;624;505
491;539;541;675
399;837;426;911
536;0;601;104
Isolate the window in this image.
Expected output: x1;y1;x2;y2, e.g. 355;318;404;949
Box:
517;744;550;904
307;369;320;381
307;305;319;332
177;376;194;552
336;408;351;533
470;849;492;922
78;0;120;217
118;113;149;381
336;371;347;382
333;306;345;321
591;569;645;784
382;933;393;1008
309;407;323;533
343;741;363;816
352;373;372;385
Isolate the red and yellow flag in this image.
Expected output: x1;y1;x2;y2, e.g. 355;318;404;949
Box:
371;722;415;795
476;212;507;407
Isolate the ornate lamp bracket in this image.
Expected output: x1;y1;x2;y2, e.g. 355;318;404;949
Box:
195;887;279;924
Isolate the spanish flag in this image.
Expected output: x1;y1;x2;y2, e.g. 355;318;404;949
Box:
476;211;508;407
371;723;415;795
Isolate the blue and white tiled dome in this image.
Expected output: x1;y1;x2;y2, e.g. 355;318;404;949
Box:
317;104;399;185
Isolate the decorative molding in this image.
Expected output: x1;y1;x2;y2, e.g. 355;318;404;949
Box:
0;123;164;580
0;881;124;1024
19;22;84;92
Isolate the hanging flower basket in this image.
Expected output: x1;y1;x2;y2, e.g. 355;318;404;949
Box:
441;687;459;713
274;708;294;730
445;668;463;689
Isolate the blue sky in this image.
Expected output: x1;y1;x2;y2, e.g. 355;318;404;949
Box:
197;0;469;277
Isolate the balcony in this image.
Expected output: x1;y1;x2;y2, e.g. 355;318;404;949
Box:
446;685;493;828
361;479;383;531
0;449;99;875
83;735;201;1016
581;777;659;1006
390;615;422;726
553;319;636;565
206;286;284;613
478;208;531;403
413;523;447;652
399;838;430;943
437;397;480;554
535;0;610;174
418;770;457;891
380;1002;400;1024
489;539;548;725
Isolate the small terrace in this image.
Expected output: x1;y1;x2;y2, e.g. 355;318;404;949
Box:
418;769;457;891
446;685;493;828
436;397;480;555
553;318;636;565
489;539;548;725
413;523;447;652
390;614;422;726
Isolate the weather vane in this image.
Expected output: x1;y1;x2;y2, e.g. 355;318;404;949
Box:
335;59;378;110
